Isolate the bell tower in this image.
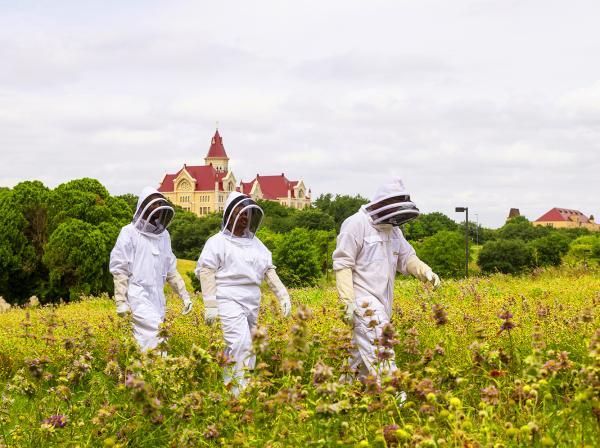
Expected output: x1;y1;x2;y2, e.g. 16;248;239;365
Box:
204;128;229;172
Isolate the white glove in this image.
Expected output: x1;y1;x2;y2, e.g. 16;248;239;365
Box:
113;273;131;317
116;300;130;318
425;270;441;289
280;296;291;317
406;255;441;290
197;266;219;325
343;301;358;324
204;301;219;325
166;271;193;314
335;268;357;324
265;268;292;318
181;298;193;315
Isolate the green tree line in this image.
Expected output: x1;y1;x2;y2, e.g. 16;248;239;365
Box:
1;178;598;304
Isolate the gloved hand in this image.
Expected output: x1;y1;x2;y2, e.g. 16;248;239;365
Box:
336;268;357;324
113;273;131;317
166;271;194;313
406;255;441;289
343;301;358;324
116;300;131;317
204;304;219;325
181;298;193;315
196;266;219;325
279;296;291;317
425;270;441;289
265;268;292;318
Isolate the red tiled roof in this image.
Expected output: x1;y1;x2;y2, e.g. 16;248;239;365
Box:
240;181;255;195
206;129;228;159
240;174;299;200
158;164;225;192
535;207;590;223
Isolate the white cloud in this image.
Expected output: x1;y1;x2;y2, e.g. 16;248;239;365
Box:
0;0;599;228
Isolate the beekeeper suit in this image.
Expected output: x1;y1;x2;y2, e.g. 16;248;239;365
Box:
332;177;440;381
109;187;192;351
195;192;291;395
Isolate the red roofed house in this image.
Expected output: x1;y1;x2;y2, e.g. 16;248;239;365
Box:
158;129;237;215
239;174;311;209
158;129;311;216
533;208;599;232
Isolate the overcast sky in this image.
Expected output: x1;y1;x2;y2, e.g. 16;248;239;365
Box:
1;0;599;228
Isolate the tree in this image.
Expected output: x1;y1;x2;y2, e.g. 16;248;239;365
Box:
169;210;222;260
169;207;222;260
48;178;130;232
530;233;570;267
0;192;37;304
0;182;52;303
478;239;535;275
497;216;550;242
273;228;321;287
43;219;117;301
116;193;138;214
314;193;369;230
291;208;335;231
256;200;297;233
414;231;466;278
565;235;600;266
404;212;458;241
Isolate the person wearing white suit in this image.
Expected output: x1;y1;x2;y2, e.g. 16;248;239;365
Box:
196;191;291;395
333;178;441;384
109;187;192;351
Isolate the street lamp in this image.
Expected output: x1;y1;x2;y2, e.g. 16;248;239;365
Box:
455;206;469;277
475;213;479;246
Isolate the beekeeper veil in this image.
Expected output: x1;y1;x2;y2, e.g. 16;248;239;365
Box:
365;177;420;226
222;192;264;238
132;187;175;236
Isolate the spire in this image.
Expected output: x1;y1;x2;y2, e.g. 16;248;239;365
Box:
206;128;228;159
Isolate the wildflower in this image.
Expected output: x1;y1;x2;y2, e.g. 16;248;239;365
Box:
312;360;333;385
414;378;438;400
42;414;68;428
498;309;516;333
431;303;448;326
203;424;220;439
481;385;500;405
405;326;420;355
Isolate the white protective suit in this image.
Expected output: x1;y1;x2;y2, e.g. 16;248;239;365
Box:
195;191;290;394
332;178;440;379
109;187;191;351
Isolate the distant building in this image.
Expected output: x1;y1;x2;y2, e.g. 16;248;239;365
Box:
239;174;311;209
158;129;311;216
507;208;521;221
533;208;599;231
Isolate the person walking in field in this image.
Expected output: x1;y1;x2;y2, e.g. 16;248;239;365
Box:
195;191;292;396
332;177;441;387
109;187;192;351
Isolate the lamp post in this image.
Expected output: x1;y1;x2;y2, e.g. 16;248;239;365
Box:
475;213;479;246
455;206;469;277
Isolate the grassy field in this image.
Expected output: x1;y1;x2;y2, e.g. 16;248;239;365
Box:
0;266;599;447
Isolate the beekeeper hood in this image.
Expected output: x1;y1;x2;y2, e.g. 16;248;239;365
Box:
132;186;175;236
364;177;419;226
222;191;264;238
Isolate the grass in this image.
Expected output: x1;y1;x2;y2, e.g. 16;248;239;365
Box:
0;265;599;447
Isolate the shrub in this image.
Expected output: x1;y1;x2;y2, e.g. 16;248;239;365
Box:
414;230;466;278
273;228;320;287
530;233;570;267
478;239;535;275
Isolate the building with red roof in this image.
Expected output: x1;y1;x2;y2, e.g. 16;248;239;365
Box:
239;173;311;209
158;129;311;216
158;129;237;215
533;208;599;231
